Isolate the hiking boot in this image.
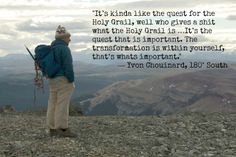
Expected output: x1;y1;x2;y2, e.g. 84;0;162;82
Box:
57;128;77;138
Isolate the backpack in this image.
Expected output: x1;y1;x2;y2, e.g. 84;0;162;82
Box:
34;45;62;78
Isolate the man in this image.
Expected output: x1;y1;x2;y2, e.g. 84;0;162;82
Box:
46;25;76;137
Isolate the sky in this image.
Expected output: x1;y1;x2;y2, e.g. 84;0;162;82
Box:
0;0;236;57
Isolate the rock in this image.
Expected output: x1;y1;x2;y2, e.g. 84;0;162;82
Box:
0;112;235;156
10;141;24;150
0;105;16;113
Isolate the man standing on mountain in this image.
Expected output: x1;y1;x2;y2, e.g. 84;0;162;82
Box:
46;25;76;138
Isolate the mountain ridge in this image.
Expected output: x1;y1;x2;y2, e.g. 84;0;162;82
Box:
82;69;236;115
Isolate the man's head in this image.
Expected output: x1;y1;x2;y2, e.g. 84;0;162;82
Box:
55;25;71;44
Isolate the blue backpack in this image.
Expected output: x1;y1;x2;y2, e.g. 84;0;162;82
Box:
34;45;61;78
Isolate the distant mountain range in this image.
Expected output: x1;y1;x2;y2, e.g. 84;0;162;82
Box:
0;53;236;115
82;69;236;115
0;53;153;111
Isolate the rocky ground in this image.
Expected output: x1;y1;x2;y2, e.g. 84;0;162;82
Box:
0;112;236;157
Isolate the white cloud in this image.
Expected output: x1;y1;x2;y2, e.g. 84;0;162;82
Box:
227;15;236;20
0;0;235;57
17;19;90;32
0;49;9;57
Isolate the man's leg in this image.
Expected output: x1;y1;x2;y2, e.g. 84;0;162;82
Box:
46;83;58;129
54;78;74;129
